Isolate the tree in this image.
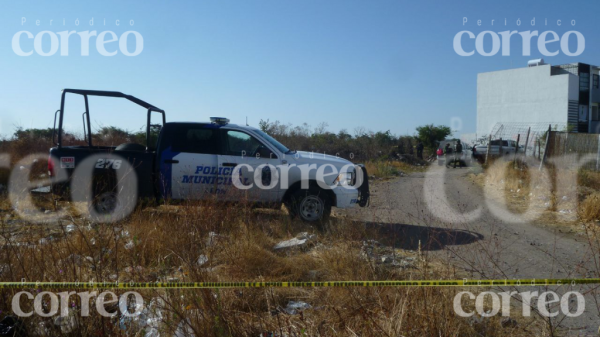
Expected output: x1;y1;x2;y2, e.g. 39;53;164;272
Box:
132;124;162;148
415;124;452;150
258;119;271;133
397;136;416;154
13;127;54;140
337;129;352;141
373;130;395;148
96;126;131;140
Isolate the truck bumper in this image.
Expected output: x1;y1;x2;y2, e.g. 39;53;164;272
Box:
333;187;359;208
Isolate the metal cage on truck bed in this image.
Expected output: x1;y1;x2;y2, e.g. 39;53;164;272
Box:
53;89;166;150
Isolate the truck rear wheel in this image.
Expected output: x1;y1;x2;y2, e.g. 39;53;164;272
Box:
287;187;332;223
88;173;136;220
92;191;119;214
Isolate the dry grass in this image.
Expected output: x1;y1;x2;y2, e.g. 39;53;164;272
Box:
364;160;426;179
580;193;600;222
473;158;600;224
0;137;547;336
0;192;545;336
579;170;600;191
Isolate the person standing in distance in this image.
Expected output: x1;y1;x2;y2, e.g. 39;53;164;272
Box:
416;141;424;160
453;139;463;168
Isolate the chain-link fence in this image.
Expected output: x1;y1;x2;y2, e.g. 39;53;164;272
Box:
481;122;600;170
547;132;600;170
479;122;564;159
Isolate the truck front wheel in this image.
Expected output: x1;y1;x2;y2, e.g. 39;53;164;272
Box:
287;187;332;223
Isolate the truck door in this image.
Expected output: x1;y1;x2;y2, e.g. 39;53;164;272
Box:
217;129;281;204
159;124;221;200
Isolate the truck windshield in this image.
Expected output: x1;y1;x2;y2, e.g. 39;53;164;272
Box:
254;129;292;153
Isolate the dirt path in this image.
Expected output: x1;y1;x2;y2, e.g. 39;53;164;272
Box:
338;164;599;335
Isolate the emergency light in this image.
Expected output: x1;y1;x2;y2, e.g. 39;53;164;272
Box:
210;117;230;125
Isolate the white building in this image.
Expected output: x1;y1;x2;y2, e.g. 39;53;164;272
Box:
477;61;600;136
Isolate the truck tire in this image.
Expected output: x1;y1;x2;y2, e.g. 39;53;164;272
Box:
89;189;138;220
287;187;332;223
92;191;119;214
89;173;135;219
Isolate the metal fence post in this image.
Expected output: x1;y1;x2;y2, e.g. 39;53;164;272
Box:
539;124;551;171
485;134;492;165
499;137;503;159
513;134;520;168
523;127;531;157
597;134;600;171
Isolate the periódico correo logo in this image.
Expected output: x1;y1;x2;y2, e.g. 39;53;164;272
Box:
12;290;144;317
454;17;585;57
12;17;143;57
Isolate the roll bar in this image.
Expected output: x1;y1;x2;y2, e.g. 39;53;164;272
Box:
56;89;166;150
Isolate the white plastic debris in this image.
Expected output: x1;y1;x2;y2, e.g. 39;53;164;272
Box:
65;224;76;234
119;300;146;331
31;186;51;194
124;266;143;273
206;232;226;247
380;255;416;268
124;240;135;250
54;310;78;334
273;232;316;251
283;301;312;315
197;254;208;266
174;318;195;337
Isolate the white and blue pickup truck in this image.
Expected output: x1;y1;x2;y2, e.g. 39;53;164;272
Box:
49;89;369;223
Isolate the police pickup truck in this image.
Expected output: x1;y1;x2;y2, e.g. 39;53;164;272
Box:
49;89;369;223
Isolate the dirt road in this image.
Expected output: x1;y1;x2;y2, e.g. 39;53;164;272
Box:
339;164;599;335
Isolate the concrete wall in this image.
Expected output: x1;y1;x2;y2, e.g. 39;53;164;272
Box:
477;65;577;135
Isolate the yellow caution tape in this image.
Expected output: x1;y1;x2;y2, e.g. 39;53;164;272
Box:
0;279;598;289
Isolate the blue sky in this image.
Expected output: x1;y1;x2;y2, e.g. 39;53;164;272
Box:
1;0;599;139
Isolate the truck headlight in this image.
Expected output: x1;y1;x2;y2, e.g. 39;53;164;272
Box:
334;172;354;186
